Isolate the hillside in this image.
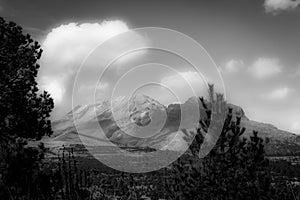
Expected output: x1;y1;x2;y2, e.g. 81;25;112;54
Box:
43;95;300;156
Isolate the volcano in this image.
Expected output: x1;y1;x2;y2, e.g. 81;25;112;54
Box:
44;94;300;155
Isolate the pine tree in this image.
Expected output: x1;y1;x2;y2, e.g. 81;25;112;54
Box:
0;17;54;199
0;17;53;140
168;85;273;200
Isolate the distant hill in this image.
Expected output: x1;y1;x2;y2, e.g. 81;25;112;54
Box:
43;94;300;156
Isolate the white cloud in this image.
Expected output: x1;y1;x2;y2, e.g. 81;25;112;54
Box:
222;59;244;73
160;71;209;104
161;71;205;91
264;0;300;14
39;76;66;104
39;21;129;104
78;82;109;94
248;57;282;79
38;20;147;118
77;82;110;104
262;87;293;100
291;121;300;132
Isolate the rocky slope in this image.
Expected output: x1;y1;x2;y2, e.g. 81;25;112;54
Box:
44;94;300;155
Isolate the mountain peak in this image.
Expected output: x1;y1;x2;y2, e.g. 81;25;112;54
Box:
49;95;300;155
129;94;164;107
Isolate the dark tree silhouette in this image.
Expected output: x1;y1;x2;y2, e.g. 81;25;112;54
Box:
0;17;54;199
166;85;296;200
0;17;54;140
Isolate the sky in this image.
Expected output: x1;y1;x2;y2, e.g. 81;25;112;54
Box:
0;0;300;134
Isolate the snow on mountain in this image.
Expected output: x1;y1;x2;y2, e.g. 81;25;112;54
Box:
44;94;300;155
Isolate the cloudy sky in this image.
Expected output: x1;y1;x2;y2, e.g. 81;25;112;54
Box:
1;0;300;134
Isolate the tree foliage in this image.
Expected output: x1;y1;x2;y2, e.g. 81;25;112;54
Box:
166;85;295;200
0;17;53;140
0;17;54;199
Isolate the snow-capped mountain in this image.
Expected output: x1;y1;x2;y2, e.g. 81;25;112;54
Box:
44;94;300;155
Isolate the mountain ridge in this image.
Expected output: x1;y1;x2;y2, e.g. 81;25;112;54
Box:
44;94;300;155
